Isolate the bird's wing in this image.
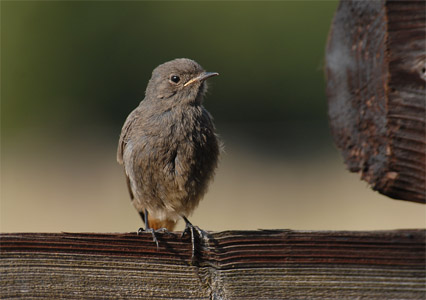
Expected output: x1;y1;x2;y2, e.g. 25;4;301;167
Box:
117;114;136;165
124;170;134;200
117;111;138;201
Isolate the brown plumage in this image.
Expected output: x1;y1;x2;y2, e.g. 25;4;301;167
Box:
117;58;220;232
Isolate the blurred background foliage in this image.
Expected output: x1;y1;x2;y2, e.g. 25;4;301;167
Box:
3;1;333;145
2;1;424;232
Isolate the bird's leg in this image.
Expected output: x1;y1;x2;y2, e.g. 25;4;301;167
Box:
181;216;209;264
181;217;196;259
138;211;146;229
137;209;159;248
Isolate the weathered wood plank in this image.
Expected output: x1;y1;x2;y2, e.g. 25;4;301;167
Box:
1;230;425;299
326;0;426;203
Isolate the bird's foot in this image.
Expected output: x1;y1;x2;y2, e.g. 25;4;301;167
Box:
138;227;159;248
181;216;209;265
156;227;170;234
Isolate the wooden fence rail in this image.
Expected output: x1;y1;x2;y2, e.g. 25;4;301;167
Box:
326;0;426;203
1;230;425;299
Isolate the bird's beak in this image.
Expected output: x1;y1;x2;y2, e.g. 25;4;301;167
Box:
184;72;219;87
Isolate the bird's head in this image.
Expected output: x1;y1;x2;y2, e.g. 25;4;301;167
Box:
145;58;218;107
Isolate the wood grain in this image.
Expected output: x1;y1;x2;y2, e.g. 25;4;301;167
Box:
326;0;425;203
1;230;425;299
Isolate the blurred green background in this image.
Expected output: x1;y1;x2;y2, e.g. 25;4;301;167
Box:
2;1;424;233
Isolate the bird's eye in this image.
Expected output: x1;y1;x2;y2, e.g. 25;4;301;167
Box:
170;75;180;83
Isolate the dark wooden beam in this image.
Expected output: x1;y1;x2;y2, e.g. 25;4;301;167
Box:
326;0;425;203
1;230;425;299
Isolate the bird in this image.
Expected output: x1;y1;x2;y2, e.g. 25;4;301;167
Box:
117;58;220;249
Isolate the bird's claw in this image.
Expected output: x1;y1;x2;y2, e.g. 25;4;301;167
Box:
138;227;159;248
156;227;170;234
181;217;208;265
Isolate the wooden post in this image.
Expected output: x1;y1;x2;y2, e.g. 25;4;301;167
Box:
326;0;426;203
1;230;425;299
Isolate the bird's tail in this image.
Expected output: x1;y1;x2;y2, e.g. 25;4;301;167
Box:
149;218;177;231
138;210;178;231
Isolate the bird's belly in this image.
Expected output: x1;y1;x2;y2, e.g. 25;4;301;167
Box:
130;137;211;220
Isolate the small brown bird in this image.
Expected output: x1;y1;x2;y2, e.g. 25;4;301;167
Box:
117;58;220;242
